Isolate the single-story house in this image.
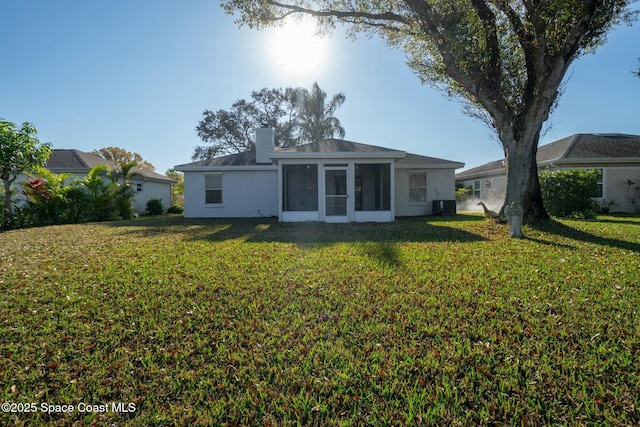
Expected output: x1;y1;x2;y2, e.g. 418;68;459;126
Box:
455;133;640;213
16;149;175;213
175;127;465;222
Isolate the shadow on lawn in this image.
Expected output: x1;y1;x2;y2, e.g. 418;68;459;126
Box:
200;218;487;269
530;219;640;253
107;215;487;269
201;218;487;245
106;215;487;245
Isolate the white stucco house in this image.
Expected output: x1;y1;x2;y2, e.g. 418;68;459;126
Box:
455;133;640;213
16;149;175;213
175;127;465;222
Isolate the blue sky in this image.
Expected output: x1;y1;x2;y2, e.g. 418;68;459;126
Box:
2;1;639;175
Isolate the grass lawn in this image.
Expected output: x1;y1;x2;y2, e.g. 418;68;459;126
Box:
1;213;639;426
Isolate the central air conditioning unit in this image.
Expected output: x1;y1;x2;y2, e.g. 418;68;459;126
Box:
432;199;456;216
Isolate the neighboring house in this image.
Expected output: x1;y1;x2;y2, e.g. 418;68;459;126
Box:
175;127;465;222
456;133;640;213
16;149;175;213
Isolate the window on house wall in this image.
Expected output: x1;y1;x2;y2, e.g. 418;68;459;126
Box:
409;172;427;203
473;180;481;198
135;183;143;192
583;168;604;198
205;174;222;204
596;169;603;198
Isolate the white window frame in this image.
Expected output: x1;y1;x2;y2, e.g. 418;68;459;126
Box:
473;180;481;199
408;172;428;204
595;168;604;199
204;173;223;205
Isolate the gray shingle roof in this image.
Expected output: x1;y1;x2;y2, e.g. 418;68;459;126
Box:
176;151;259;167
176;139;464;168
396;152;465;167
46;149;174;183
538;133;640;160
275;138;405;154
455;159;507;179
456;133;640;180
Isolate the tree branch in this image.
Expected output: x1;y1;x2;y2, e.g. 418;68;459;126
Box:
265;0;409;25
469;0;501;92
404;0;511;126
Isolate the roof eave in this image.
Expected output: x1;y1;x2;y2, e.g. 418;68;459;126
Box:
541;157;640;166
48;167;92;174
396;162;465;169
175;165;278;172
455;168;506;180
129;176;177;184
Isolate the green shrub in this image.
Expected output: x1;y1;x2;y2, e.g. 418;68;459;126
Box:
20;170;74;226
455;186;472;202
1;206;14;229
167;204;184;214
0;186;14;229
115;185;135;219
145;198;165;215
64;185;92;223
539;169;600;218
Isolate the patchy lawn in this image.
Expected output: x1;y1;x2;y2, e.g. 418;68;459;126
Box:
1;214;639;426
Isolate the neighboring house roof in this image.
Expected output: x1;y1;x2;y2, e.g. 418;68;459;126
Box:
175;139;465;169
455;159;507;180
46;149;174;183
537;133;640;161
456;133;640;180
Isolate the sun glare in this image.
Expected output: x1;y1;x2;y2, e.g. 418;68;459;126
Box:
269;18;328;78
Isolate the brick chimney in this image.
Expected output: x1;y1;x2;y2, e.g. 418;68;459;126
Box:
255;125;275;164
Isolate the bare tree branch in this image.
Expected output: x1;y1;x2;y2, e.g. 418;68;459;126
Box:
266;0;409;25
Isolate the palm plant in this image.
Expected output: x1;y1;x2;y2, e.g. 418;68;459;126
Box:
82;165;120;221
298;82;346;143
108;161;141;186
107;161;141;219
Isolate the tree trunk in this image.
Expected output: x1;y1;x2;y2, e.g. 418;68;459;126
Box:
2;177;14;219
501;128;549;237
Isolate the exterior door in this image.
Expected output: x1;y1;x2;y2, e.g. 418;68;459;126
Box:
324;167;348;222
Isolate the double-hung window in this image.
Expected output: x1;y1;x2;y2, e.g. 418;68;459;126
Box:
473;180;481;198
205;174;222;204
409;172;427;203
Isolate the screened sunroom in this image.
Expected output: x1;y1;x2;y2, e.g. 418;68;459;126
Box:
279;162;393;223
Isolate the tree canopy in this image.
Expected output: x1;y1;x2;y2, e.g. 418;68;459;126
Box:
223;0;636;236
165;168;184;207
91;147;155;171
193;82;346;160
0;119;52;220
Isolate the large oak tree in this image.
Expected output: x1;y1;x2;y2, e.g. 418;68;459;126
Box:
223;0;636;236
